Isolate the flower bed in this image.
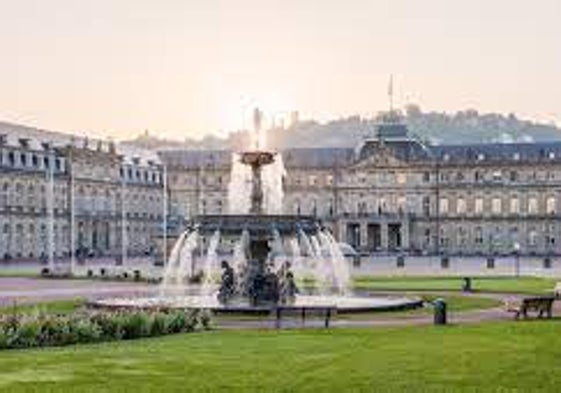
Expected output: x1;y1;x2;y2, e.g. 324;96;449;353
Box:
0;308;211;350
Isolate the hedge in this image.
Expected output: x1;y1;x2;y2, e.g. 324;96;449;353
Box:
0;308;211;350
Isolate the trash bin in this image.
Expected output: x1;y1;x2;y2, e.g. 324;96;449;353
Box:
433;298;447;325
462;277;472;292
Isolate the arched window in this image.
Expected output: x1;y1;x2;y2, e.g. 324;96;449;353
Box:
546;196;556;215
27;185;35;206
0;182;9;207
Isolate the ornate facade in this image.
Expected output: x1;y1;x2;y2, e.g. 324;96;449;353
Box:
0;132;163;262
162;121;561;257
1;120;560;263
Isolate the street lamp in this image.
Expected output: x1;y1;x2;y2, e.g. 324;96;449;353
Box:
513;241;521;277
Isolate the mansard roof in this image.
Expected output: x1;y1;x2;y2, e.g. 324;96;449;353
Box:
431;142;561;164
282;148;354;168
158;150;231;169
0;122;160;167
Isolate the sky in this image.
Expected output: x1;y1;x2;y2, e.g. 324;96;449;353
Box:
0;0;559;140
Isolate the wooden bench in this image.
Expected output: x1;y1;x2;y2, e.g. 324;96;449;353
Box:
505;296;555;320
553;282;561;299
272;306;336;329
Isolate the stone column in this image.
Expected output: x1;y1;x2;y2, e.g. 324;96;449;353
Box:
401;220;410;250
381;221;389;251
360;222;368;249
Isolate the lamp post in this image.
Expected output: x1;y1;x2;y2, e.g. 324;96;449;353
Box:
513;241;521;277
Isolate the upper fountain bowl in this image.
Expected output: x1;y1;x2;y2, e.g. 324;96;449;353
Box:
240;151;276;167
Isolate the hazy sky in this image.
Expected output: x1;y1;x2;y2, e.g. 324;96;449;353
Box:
0;0;560;140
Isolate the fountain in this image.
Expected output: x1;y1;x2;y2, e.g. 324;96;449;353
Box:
92;108;421;313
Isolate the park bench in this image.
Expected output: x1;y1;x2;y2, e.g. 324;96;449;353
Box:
554;282;561;299
272;305;336;329
505;296;555;320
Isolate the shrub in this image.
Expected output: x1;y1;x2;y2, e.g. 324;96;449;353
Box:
72;318;102;343
0;308;211;350
150;312;170;336
0;326;8;350
39;315;73;346
122;312;153;340
10;319;42;348
90;312;124;340
166;311;188;333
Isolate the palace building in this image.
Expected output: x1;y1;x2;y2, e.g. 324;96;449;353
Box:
0;129;164;262
162;117;561;258
1;117;561;263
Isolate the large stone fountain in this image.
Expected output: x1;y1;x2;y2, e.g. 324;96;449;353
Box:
91;108;421;313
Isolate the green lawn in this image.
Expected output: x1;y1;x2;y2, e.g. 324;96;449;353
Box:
1;322;561;392
354;276;557;294
0;298;85;315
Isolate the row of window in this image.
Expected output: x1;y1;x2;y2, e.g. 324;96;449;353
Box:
120;166;162;184
439;196;558;215
438;225;557;248
0;149;65;172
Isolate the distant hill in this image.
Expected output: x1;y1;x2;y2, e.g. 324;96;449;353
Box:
2;105;560;152
123;106;561;151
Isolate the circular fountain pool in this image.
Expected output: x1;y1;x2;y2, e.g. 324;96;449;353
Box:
88;293;423;314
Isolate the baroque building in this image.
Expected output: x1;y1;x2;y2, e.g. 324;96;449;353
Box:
0;130;164;262
1;118;560;263
161;118;561;258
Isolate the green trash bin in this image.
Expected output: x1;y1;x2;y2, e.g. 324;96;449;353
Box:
433;298;447;325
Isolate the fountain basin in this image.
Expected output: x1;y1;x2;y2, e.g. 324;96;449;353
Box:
88;294;423;314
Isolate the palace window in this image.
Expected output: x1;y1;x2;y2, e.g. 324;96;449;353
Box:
456;197;466;215
492;198;502;215
492;171;502;181
422;196;430;216
528;197;538;214
439;198;449;215
546;197;556;214
510;197;520;214
509;171;518;182
529;229;538;247
422;172;430;182
475;198;484;214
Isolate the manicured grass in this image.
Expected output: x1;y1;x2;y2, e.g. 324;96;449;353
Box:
0;298;85;315
0;270;39;278
354;276;557;294
403;293;501;313
2;322;561;392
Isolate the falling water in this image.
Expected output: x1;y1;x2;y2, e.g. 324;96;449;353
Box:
176;230;200;287
201;230;221;295
289;237;302;272
262;154;286;214
232;229;249;274
270;228;285;270
227;153;252;214
297;229;327;295
319;230;351;295
160;230;189;295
